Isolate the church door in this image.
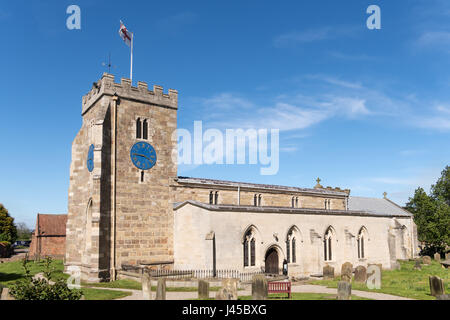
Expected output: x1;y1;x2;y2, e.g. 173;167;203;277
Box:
265;248;279;274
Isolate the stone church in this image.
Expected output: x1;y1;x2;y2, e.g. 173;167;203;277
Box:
65;74;419;282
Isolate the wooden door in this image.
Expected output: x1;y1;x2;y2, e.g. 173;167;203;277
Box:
265;248;279;274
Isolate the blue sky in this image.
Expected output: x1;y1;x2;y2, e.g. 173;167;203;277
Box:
1;0;449;227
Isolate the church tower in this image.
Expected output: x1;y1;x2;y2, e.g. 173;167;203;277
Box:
65;74;178;282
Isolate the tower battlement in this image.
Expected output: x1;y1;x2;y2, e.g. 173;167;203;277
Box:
82;73;178;115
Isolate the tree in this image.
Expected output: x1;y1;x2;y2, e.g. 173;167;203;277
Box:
406;167;450;255
0;204;17;244
16;222;32;241
431;165;450;205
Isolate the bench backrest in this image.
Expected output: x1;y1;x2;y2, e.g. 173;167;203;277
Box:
268;281;291;291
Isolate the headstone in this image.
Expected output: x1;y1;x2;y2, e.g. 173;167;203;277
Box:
251;275;268;300
429;276;445;297
354;266;367;282
323;265;335;279
155;278;166;300
221;278;238;300
340;262;353;282
413;260;422;270
391;261;401;270
198;280;210;300
445;252;450;260
337;281;352;300
0;287;13;300
422;256;431;265
436;294;450;300
215;288;235;300
434;253;441;262
142;273;152;300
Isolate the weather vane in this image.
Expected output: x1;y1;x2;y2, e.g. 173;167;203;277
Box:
102;52;116;74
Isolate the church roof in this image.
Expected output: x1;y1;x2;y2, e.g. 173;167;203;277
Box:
173;200;411;218
348;197;412;217
176;176;349;196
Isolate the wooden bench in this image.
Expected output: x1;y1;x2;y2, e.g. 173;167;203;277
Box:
268;281;291;299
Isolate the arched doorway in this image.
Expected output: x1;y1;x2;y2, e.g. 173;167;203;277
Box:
265;248;279;274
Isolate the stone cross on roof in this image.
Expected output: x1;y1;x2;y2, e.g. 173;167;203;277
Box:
315;177;323;189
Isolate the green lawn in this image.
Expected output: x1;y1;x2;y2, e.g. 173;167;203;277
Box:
309;260;449;300
0;259;68;287
196;293;372;300
0;259;130;300
81;288;132;300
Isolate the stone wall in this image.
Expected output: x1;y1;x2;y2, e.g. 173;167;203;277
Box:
172;183;347;210
174;203;416;277
65;74;178;282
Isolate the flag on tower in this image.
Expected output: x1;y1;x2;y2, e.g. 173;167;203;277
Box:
119;20;133;47
118;20;134;82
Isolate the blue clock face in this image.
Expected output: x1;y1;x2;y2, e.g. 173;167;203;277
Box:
87;144;94;172
130;142;157;170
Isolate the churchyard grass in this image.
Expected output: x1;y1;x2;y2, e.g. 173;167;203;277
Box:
81;288;132;300
0;259;131;300
195;293;372;300
309;260;449;300
0;259;68;287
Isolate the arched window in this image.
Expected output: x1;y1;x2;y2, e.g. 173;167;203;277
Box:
143;120;148;140
136;118;142;139
357;227;367;259
209;191;214;204
254;194;257;206
258;194;262;206
286;227;299;263
291;197;295;208
250;238;256;266
295;197;299;208
292;237;296;263
214;191;219;205
243;228;257;267
324;227;334;261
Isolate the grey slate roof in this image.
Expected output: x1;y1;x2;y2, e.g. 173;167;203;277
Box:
176;176;348;196
348;197;412;217
174;199;412;218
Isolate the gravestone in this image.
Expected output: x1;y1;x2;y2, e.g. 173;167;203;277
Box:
198;280;210;300
337;281;352;300
341;262;353;282
142;273;152;300
436;294;450;300
155;278;166;300
422;256;431;265
0;287;13;300
354;266;367;282
413;260;422;270
251;275;268;300
215;288;234;300
429;276;445;297
445;252;450;260
434;253;441;262
323;265;335;279
391;261;401;270
221;278;238;300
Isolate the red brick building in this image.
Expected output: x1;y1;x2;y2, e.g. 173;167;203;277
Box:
29;214;67;259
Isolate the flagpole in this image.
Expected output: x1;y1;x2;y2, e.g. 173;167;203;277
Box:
130;34;133;83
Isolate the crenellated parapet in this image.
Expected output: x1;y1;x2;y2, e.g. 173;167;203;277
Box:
82;73;178;115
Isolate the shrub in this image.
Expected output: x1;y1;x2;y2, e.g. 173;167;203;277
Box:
9;256;83;300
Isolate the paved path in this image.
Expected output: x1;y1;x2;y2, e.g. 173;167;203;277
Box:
291;284;413;300
83;284;413;300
